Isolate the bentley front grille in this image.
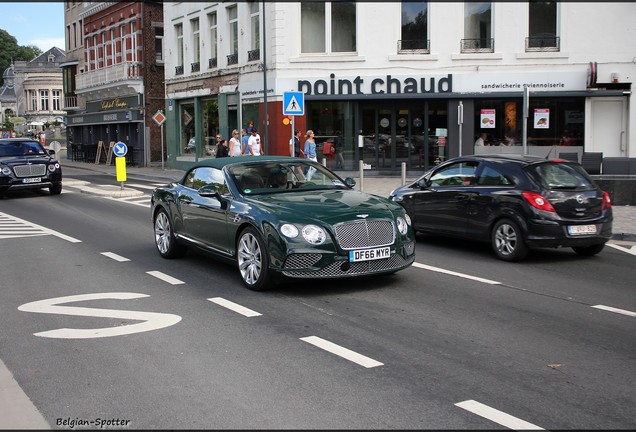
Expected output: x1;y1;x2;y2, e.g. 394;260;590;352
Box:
334;219;395;250
282;253;413;278
13;164;47;177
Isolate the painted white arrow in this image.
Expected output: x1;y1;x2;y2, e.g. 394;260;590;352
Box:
18;292;181;339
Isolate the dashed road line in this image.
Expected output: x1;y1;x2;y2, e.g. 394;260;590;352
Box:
300;335;384;368
100;251;131;262
207;297;262;317
146;270;185;285
591;304;636;317
607;242;636;256
455;400;544;430
0;211;81;242
413;262;501;285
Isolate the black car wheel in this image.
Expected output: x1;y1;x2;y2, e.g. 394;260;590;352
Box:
154;209;187;258
491;219;528;262
572;244;605;256
49;184;62;195
237;227;271;291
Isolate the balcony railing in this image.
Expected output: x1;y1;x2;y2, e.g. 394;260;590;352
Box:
63;95;79;110
460;38;494;53
175;65;184;75
76;61;142;90
525;35;560;52
397;39;430;54
209;57;217;68
248;49;260;61
227;53;238;65
191;62;200;73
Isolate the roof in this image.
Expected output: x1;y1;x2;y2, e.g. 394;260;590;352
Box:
30;47;66;63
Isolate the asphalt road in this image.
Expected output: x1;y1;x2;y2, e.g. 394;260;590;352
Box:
1;174;635;429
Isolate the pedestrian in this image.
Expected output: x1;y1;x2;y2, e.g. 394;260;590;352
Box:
289;129;303;157
474;133;487;147
248;128;262;156
334;130;344;169
229;129;242;156
304;129;317;180
216;139;229;158
241;128;250;155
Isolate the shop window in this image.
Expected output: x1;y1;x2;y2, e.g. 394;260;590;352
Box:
180;102;195;156
301;2;356;54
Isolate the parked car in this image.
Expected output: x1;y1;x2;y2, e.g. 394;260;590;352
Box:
151;156;416;290
0;138;62;197
389;154;612;261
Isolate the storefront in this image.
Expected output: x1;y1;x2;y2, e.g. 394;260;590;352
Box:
65;94;145;165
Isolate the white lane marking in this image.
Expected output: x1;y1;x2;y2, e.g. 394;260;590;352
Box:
413;262;501;285
607;243;636;256
455;400;544;430
300;336;384;368
0;211;81;242
100;251;130;262
105;195;151;207
207;297;262;317
125;183;160;190
592;304;636;317
17;293;182;339
146;270;185;285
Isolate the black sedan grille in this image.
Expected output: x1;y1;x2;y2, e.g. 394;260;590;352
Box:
334;220;395;250
13;164;46;177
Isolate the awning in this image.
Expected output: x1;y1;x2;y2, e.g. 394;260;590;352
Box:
29;121;44;126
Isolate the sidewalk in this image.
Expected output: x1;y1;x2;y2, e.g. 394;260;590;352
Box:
59;156;636;241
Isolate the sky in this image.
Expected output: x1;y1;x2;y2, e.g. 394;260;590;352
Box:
0;1;65;51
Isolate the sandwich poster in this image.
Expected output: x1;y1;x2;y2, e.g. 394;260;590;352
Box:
480;109;496;128
534;109;550;129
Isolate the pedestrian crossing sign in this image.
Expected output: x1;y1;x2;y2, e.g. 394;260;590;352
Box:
283;91;304;116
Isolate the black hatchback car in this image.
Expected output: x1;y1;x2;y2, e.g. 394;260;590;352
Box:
390;154;612;261
0;138;62;197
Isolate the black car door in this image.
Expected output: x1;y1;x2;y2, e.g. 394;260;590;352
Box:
408;161;478;236
467;162;515;238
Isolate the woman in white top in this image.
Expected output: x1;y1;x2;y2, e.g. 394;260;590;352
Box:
229;129;242;156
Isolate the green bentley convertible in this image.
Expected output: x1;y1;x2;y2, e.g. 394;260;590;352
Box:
151;156;416;290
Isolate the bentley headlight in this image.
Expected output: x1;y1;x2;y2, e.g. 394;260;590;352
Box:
280;223;299;238
48;163;60;172
301;225;326;245
396;216;409;235
404;213;412;226
1;166;11;176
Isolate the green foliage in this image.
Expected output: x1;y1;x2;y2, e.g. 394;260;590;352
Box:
0;29;42;85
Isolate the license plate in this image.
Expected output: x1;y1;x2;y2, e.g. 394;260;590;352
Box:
568;224;597;235
22;177;42;184
349;246;391;262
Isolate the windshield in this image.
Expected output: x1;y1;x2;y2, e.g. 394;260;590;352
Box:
526;162;596;190
0;141;46;157
228;161;348;195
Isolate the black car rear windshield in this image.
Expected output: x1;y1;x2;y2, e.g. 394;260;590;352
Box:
526;162;596;190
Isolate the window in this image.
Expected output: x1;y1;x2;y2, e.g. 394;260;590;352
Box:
227;5;238;64
301;2;356;54
249;2;260;60
30;91;37;111
130;20;137;63
52;90;61;111
477;165;512;186
40;90;49;111
120;24;126;63
527;1;558;51
208;12;218;67
109;28;115;66
191;18;200;69
184;167;229;195
175;23;184;74
463;2;493;52
155;26;163;62
100;31;106;67
92;34;99;69
430;162;478;187
400;2;428;52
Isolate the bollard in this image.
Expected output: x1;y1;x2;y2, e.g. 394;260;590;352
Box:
401;162;406;185
359;159;364;192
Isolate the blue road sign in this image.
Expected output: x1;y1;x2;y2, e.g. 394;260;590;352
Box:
283;91;304;116
113;141;128;157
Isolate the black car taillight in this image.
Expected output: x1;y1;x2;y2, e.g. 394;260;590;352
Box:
522;191;556;212
601;191;612;210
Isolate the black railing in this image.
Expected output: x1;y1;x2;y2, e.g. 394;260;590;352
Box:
460;38;494;53
227;53;238;65
398;39;429;53
191;62;200;72
175;65;184;75
248;49;260;61
525;35;560;52
208;57;217;68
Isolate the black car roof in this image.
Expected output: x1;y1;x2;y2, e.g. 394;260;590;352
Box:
458;153;562;166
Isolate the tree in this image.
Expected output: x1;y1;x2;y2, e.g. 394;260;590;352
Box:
0;29;42;84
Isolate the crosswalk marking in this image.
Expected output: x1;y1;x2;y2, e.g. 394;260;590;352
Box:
0;212;81;242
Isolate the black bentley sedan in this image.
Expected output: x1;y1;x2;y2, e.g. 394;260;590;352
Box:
0;138;62;197
390;154;612;261
151;156;416;290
